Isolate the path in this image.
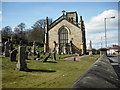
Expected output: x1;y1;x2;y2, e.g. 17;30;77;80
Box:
64;55;89;61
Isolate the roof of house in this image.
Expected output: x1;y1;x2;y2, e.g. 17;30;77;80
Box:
108;45;120;49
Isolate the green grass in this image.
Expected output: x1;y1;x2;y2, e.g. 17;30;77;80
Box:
2;54;99;88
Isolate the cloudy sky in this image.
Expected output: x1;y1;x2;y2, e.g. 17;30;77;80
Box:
1;1;119;49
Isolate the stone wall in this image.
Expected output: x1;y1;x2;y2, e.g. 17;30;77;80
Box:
71;55;120;88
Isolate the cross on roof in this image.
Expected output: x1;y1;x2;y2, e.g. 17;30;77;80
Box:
62;10;66;15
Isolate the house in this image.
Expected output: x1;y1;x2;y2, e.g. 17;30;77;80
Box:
107;45;120;55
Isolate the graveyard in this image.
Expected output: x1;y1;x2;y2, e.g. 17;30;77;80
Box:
1;43;99;88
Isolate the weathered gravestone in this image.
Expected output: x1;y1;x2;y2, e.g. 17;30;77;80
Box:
43;53;51;62
4;41;10;57
9;43;13;51
28;48;32;56
32;41;36;55
25;51;29;60
70;40;73;54
74;56;76;61
37;51;40;58
53;50;56;60
10;49;18;61
16;46;29;71
63;44;67;54
89;40;93;56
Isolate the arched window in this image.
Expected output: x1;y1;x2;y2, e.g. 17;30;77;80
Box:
58;26;68;53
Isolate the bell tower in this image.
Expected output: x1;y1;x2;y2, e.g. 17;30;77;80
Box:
66;11;78;24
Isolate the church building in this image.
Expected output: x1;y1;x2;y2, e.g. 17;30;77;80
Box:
44;11;86;55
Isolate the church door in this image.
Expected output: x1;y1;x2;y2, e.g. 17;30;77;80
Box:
58;26;68;54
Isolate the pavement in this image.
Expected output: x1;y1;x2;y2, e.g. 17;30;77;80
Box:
64;55;89;61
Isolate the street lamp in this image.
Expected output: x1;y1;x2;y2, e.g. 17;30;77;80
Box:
104;16;115;48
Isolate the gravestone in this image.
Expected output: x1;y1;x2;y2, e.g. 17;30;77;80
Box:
9;43;13;51
10;49;18;61
16;46;29;71
53;50;56;60
32;41;36;55
89;40;93;56
43;53;51;62
63;44;67;54
25;51;29;60
74;56;76;61
9;36;14;51
0;42;3;55
37;51;40;58
4;41;10;57
28;48;32;56
70;40;73;54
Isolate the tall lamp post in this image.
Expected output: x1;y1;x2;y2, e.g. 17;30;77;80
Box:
104;16;115;48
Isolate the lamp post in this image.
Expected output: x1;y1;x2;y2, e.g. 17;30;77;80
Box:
104;16;115;48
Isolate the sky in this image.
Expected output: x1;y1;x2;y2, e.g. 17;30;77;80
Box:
1;1;119;49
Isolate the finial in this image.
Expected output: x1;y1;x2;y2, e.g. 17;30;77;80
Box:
62;10;66;15
80;16;83;21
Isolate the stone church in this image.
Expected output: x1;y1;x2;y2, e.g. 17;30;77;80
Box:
44;11;86;55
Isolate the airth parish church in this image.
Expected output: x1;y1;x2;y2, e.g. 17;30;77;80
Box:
44;10;86;55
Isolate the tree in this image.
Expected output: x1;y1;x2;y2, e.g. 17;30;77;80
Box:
17;23;26;40
2;26;12;39
28;18;52;43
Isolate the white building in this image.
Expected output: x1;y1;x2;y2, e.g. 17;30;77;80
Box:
107;45;120;55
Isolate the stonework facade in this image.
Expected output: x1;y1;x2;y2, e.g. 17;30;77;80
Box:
44;11;86;54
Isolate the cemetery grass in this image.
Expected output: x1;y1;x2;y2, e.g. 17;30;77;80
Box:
2;54;99;88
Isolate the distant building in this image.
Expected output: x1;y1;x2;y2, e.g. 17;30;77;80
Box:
44;11;86;54
107;45;120;55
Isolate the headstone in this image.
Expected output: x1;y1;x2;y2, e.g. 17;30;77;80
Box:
89;40;92;56
56;45;59;54
53;41;56;51
37;51;40;58
70;41;73;54
63;44;67;54
9;43;13;51
0;42;2;55
10;49;18;61
74;56;76;61
28;48;32;56
43;53;51;62
53;50;56;60
4;41;10;57
16;46;29;71
32;41;36;55
25;51;29;60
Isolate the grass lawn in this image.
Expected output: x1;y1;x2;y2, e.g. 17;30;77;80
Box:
2;54;99;88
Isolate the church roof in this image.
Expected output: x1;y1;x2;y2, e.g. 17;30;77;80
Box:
49;14;80;30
